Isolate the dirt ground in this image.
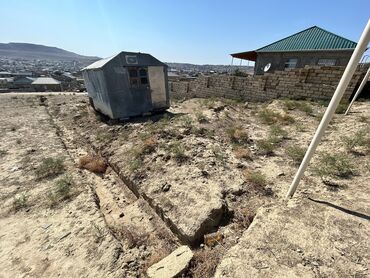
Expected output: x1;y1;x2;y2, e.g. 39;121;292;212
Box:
0;93;369;277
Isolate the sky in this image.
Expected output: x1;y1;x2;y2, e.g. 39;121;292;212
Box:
1;0;369;64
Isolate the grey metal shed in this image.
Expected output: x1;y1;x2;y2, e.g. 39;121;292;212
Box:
82;51;170;119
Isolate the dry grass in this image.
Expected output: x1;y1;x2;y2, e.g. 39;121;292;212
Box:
226;126;249;144
188;249;222;278
313;152;355;179
78;154;108;174
256;139;275;155
243;170;267;187
233;147;252;160
258;108;295;125
47;176;74;206
285;145;306;165
35;157;65;179
341;127;370;153
13;193;28;211
234;207;255;229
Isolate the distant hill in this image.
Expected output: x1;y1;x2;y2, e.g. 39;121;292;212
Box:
0;42;100;63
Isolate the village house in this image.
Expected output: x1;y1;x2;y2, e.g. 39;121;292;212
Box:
231;26;357;75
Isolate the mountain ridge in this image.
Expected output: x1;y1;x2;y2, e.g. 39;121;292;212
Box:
0;42;100;62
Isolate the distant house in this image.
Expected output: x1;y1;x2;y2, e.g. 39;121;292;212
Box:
231;26;357;75
0;71;12;78
13;77;35;90
31;77;62;92
0;77;13;89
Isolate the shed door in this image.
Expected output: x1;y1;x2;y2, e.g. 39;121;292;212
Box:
148;66;167;109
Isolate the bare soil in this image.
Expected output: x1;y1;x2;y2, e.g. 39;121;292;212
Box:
0;93;369;277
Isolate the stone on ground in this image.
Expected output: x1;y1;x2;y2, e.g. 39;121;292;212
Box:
147;245;193;278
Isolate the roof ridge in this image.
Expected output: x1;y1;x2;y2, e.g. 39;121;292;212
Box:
312;26;357;45
256;26;357;52
255;26;317;51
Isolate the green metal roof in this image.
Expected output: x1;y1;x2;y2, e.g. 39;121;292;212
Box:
256;26;357;52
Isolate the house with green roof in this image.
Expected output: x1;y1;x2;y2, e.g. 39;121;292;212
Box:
231;26;357;75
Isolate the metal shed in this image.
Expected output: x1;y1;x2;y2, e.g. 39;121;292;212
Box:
82;51;170;119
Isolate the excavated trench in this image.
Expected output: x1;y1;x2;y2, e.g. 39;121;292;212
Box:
43;97;231;247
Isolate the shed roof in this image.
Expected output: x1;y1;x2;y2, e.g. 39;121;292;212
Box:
32;77;61;85
231;26;357;61
83;55;116;70
83;51;167;70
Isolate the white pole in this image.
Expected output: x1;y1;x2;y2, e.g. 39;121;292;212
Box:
345;66;370;115
286;19;370;198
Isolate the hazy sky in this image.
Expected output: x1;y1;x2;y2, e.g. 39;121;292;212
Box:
2;0;369;64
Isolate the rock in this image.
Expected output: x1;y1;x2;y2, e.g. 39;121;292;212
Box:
147;246;193;278
161;183;171;192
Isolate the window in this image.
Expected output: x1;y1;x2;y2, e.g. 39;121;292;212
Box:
128;67;149;88
284;58;298;69
317;59;336;66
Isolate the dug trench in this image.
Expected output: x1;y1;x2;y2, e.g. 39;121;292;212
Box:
42;94;278;275
39;96;181;273
43;95;238;247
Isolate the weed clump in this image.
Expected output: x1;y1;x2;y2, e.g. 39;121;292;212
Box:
335;101;349;114
13;193;28;211
35;157;65;179
195;111;208;123
341;127;370;153
79;154;107;174
48;176;74;206
212;146;226;163
283;99;313;115
243;170;267;187
286;145;306;165
269;124;288;144
313;152;355;179
256;139;275;155
233;147;252;160
258;108;295;125
226;126;249;144
169;141;187;163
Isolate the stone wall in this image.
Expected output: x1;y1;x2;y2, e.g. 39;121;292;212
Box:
170;65;368;102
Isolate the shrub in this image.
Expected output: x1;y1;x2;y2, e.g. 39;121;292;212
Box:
212;146;226;163
78;154;107;174
13;193;28;211
258;108;295;125
269;125;288;143
233;147;252;160
226;126;249;144
35;157;65;179
285;145;306;165
341;128;370;152
335;102;349;114
169;141;187;163
313;152;355;179
256;139;275;155
283;100;313;115
48;176;74;206
243;170;267;187
196;111;208;123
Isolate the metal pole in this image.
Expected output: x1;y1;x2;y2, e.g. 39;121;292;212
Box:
345;66;370;115
286;19;370;198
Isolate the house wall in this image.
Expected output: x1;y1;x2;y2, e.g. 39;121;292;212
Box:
254;50;353;75
170;65;368;102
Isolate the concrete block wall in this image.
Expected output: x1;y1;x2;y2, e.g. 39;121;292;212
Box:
170;65;368;102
